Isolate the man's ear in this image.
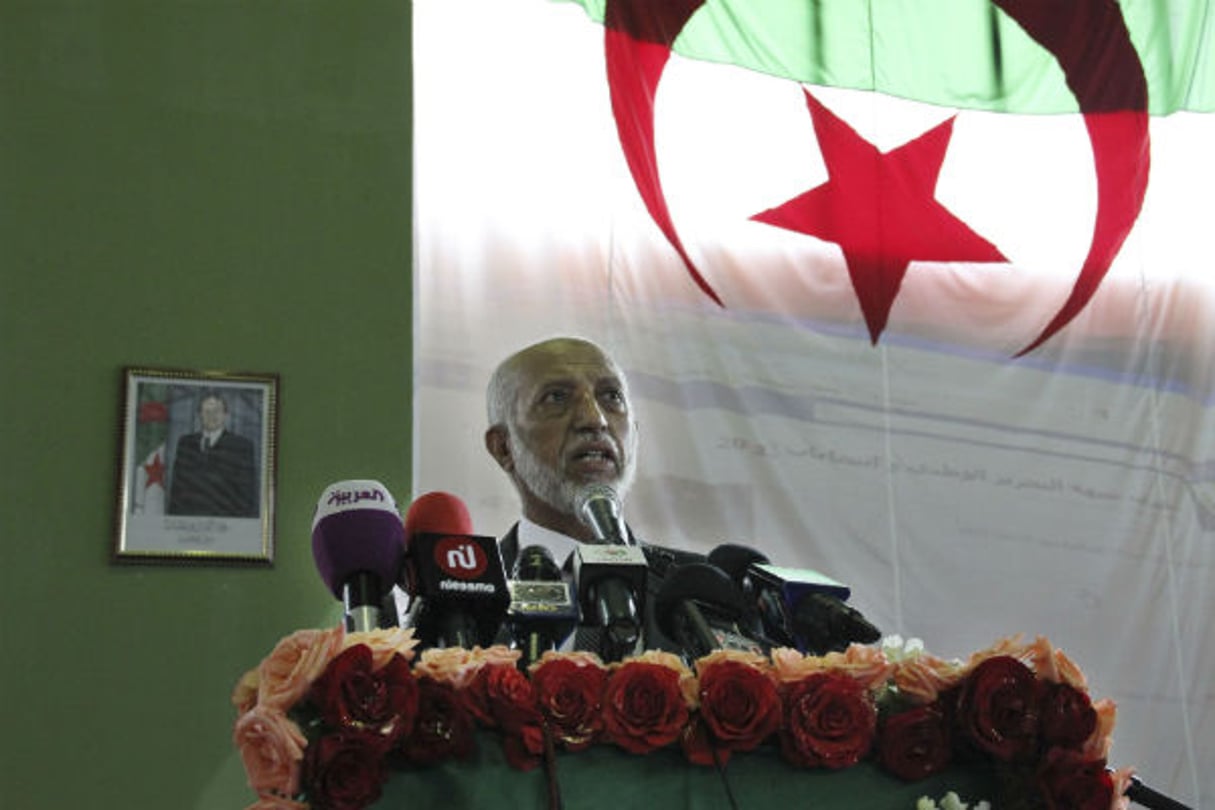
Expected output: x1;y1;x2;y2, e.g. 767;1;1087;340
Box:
485;425;513;473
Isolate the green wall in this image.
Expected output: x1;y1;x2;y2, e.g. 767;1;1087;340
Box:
0;3;412;807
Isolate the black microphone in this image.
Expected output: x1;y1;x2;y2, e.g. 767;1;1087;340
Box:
1125;775;1194;810
710;543;880;654
402;492;510;649
572;543;648;662
507;545;579;666
654;562;765;662
749;562;880;653
642;544;709;577
575;483;633;546
311;480;406;633
706;543;789;648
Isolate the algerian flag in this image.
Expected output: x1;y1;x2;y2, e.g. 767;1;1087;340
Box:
415;0;1212;356
131;382;169;515
558;0;1211;353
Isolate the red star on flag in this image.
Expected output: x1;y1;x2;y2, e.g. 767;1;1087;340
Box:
752;90;1008;344
143;452;166;489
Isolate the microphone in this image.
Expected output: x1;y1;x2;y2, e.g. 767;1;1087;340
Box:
311;480;406;633
506;545;579;666
752;563;880;653
1124;774;1193;810
572;543;648;662
706;543;785;646
575;484;633;546
709;543;881;654
642;544;709;578
654;562;765;662
401;491;510;649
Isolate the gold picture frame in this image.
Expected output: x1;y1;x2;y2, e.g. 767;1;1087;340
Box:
113;366;278;565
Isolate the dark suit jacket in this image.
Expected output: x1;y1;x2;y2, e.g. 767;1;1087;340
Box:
167;430;259;517
498;522;705;656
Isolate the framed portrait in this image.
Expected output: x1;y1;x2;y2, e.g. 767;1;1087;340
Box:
113;366;279;565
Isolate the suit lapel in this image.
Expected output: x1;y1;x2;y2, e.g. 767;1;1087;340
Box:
498;523;520;575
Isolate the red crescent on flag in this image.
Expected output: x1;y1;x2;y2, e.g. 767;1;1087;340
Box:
604;0;719;305
993;0;1150;355
602;0;1149;354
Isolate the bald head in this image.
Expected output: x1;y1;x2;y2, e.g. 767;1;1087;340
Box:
485;337;638;540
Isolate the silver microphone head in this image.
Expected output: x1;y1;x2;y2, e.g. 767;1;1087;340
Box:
575;483;631;545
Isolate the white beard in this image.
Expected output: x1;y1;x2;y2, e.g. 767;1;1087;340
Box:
510;429;637;518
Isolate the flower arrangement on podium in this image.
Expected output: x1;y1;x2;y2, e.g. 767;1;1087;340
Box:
232;628;1134;810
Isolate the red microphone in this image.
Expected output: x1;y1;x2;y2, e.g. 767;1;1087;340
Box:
401;491;474;597
400;491;508;648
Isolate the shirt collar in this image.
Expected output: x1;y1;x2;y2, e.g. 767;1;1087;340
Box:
517;516;580;570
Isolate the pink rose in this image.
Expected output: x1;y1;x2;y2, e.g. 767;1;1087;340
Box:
961;635;1031;673
474;644;524;669
414;645;521;689
233;706;307;798
1025;635;1089;690
773;645;895;692
1081;698;1118;760
232;667;260;715
892;652;965;706
342;627;420;669
819;645;895;691
770;647;819;680
413;646;483;687
243;798;309;810
258;626;345;712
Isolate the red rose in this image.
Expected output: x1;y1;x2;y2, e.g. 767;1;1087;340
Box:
1039;681;1097;750
602;662;690;754
877;701;952;780
680;716;718;767
698;660;782;754
1036;746;1114;810
779;672;876;769
531;658;607;751
398;678;476;766
500;723;547;772
483;665;540;731
310;646;418;743
484;665;545;771
302;729;391;810
459;665;497;728
956;655;1040;761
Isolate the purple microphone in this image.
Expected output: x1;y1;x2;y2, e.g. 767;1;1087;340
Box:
311;480;405;632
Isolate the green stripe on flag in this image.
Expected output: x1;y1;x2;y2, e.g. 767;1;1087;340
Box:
134;382;169;465
560;0;1215;114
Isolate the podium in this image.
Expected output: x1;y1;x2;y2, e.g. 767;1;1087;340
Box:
373;731;998;810
233;630;1129;810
